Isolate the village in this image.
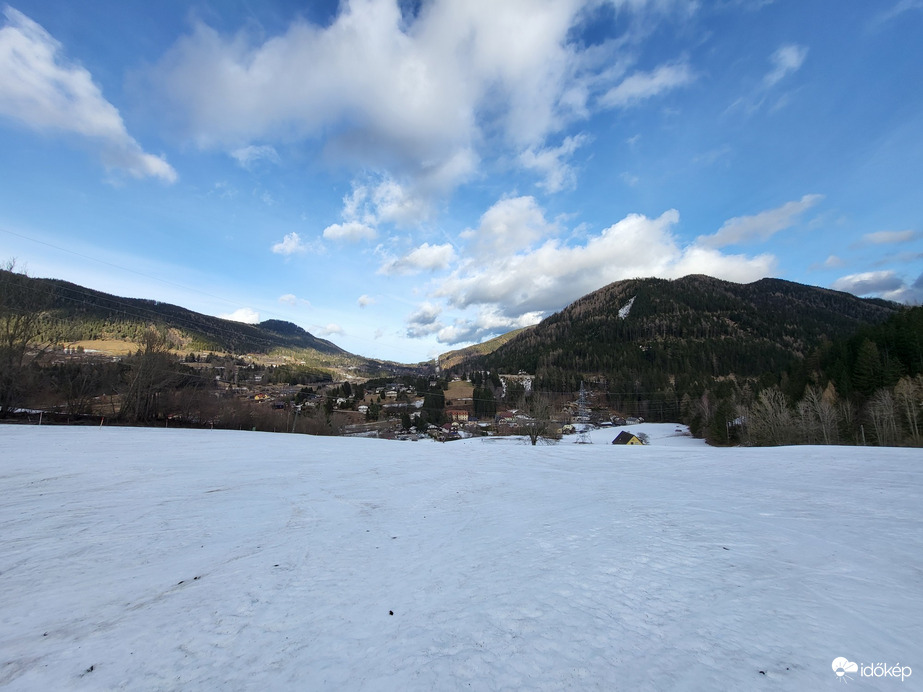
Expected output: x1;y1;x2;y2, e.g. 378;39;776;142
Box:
31;343;648;443
231;371;648;444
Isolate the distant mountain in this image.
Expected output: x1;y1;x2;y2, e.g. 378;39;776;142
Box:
437;327;531;371
38;277;344;355
8;272;422;375
449;275;900;393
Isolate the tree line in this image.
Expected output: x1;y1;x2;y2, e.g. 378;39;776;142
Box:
683;306;923;446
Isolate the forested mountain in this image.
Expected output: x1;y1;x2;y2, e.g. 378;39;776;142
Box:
2;270;421;374
39;277;344;355
458;275;897;383
450;275;901;419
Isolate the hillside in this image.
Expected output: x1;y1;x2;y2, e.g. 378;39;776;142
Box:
452;275;899;392
42;277;345;355
3;270;421;375
437;327;531;370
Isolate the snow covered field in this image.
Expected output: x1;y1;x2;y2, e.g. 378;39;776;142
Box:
1;424;920;690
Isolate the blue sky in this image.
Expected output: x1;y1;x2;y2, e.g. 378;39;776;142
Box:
1;1;921;363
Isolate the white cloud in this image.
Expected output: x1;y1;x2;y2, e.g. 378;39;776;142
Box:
231;144;280;169
875;0;923;25
0;7;176;182
357;294;375;308
519;133;590;193
370;177;433;227
326;174;435;243
406;302;444;338
861;230;921;245
143;0;691;197
211;181;238;199
437;203;774;320
729;43;810;115
379;242;456;276
832;270;923;303
317;323;344;337
435;308;542;345
832;271;905;297
462;196;558;260
600;60;695;109
322;221;377;242
278;293;311;307
144;0;582;188
219;307;260;323
824;255;845;268
272;232;309;254
764;44;808;87
670;245;775;283
698;194;823;248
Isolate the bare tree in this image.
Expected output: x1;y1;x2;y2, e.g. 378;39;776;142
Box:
48;361;119;416
797;397;819;444
520;391;558;446
819;383;842;445
746;387;794;446
120;327;182;422
0;262;53;415
838;399;858;443
798;385;840;445
894;375;922;445
866;388;899;447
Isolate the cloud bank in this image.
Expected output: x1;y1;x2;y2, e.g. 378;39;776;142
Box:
144;0;703;203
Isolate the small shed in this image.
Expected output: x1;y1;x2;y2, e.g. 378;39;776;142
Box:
612;431;643;445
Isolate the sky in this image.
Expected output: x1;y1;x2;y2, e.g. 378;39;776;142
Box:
1;1;921;363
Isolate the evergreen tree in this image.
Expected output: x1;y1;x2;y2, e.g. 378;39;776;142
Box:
853;339;882;396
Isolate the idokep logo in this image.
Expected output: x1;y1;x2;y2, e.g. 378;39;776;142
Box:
832;657;912;683
832;658;859;682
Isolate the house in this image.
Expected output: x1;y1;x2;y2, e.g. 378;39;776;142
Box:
612;431;643;445
496;410;519;423
446;408;469;423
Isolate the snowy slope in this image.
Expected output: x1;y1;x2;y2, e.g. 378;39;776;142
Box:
617;296;635;319
1;425;920;690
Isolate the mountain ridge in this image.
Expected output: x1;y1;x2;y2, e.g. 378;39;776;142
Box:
445;275;901;394
5;269;903;382
3;271;424;376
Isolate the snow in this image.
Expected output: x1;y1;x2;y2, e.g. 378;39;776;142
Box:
1;424;921;690
617;296;635;319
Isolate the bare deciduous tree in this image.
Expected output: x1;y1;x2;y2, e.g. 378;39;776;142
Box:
866;388;899;447
0;262;53;415
798;385;840;445
894;375;922;445
745;387;794;446
520;391;557;446
120;327;182;422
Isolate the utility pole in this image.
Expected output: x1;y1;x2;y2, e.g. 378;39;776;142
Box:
575;382;592;444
